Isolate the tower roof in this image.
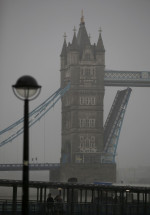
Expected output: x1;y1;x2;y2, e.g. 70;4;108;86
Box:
61;13;105;61
77;12;91;49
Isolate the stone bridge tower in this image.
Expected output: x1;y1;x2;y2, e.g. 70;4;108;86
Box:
58;14;116;183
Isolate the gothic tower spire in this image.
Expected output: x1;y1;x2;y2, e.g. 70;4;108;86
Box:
81;9;84;24
77;11;91;55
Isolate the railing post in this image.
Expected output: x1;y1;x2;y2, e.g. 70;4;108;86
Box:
44;187;47;203
12;185;17;215
120;190;124;215
40;187;43;202
37;188;39;202
137;192;140;215
71;188;74;215
144;191;147;215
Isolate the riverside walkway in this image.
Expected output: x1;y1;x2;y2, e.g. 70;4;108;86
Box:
0;179;150;214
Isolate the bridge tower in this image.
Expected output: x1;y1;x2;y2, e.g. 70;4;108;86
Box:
51;14;116;183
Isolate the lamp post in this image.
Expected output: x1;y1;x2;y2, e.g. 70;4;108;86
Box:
12;75;41;215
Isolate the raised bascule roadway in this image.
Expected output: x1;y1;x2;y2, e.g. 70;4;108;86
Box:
0;69;150;171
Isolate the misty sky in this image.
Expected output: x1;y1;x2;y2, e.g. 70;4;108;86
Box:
0;0;150;172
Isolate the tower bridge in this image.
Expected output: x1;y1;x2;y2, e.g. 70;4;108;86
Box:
0;14;150;183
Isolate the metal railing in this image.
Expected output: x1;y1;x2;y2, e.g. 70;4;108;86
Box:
0;199;150;215
0;180;150;215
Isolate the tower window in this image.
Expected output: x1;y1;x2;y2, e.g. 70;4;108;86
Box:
80;67;96;80
89;119;95;127
79;135;96;153
79;96;96;105
79;119;95;128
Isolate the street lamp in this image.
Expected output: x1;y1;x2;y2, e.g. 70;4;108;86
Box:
12;75;41;215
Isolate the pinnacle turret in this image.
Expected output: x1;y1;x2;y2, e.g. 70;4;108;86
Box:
60;33;67;57
70;27;79;51
96;28;105;52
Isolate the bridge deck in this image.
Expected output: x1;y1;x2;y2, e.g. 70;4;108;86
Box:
105;70;150;87
0;163;60;171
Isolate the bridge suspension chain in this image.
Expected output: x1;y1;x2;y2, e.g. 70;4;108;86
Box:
0;83;70;147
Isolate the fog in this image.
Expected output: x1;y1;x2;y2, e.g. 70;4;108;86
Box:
0;0;150;182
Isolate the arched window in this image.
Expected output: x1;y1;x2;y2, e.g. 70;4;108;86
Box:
79;96;96;105
79;135;96;153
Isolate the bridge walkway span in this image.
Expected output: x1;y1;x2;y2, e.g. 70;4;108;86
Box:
0;163;60;171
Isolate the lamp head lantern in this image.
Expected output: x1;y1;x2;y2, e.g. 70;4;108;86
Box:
12;75;41;100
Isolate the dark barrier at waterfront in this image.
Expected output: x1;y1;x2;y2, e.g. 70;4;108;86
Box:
0;179;150;214
0;199;150;215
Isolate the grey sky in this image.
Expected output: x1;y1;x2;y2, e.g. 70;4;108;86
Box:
0;0;150;170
